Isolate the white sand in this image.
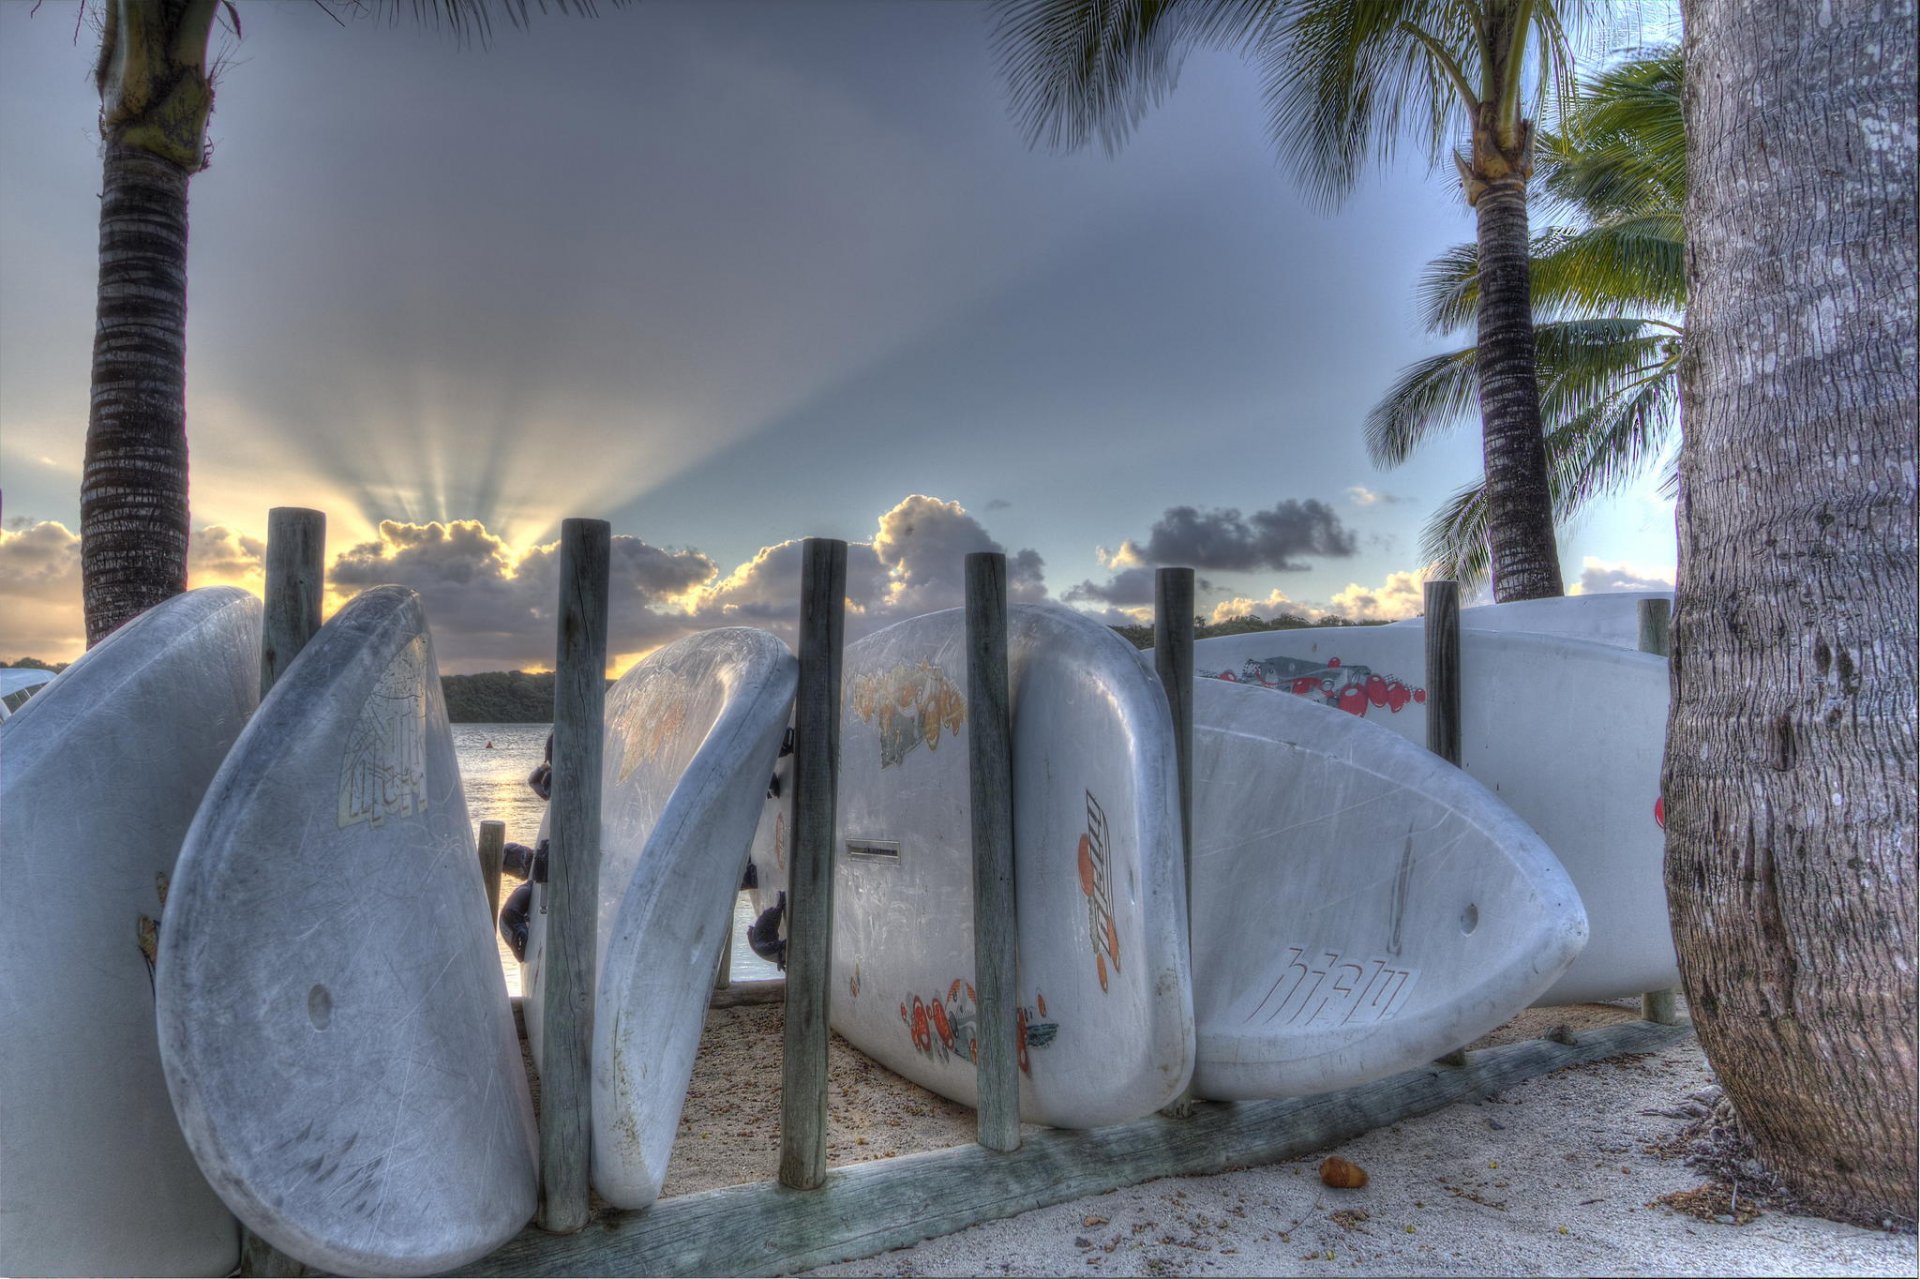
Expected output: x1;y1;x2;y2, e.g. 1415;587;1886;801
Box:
653;999;1914;1277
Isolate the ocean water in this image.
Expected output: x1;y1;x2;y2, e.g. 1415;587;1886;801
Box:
451;723;778;995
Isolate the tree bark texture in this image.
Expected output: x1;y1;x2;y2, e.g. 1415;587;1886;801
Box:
1474;179;1566;602
1671;0;1916;1225
82;141;193;645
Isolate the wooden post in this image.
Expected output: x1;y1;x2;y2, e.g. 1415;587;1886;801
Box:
260;507;325;697
244;508;329;1277
1424;579;1467;1070
1152;569;1196;918
539;519;610;1234
478;820;506;925
779;538;846;1191
965;552;1020;1153
715;895;734;992
1424;580;1462;767
1637;596;1679;1026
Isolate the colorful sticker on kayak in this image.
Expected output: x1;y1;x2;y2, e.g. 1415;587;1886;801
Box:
1241;947;1418;1028
338;634;431;828
850;661;966;768
612;680;689;784
1212;654;1425;719
1079;790;1121;991
900;980;1059;1074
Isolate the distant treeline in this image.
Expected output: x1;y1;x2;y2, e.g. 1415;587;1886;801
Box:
441;670;562;723
1108;612;1389;650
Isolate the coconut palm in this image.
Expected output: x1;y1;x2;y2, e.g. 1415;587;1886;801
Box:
78;0;618;646
1366;48;1683;591
1668;0;1914;1224
993;0;1587;601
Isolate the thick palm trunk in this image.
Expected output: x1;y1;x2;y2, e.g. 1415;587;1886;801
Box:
1669;0;1916;1226
82;141;193;646
1473;181;1564;601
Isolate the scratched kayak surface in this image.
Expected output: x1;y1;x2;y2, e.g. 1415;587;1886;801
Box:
157;586;535;1276
1188;676;1587;1100
519;628;796;1210
0;587;259;1278
748;603;1195;1128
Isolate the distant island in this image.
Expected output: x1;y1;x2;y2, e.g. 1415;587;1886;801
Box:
5;613;1388;724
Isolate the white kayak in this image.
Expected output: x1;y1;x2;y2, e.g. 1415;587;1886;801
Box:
1188;625;1673;1004
748;604;1194;1127
519;628;796;1209
0;587;259;1278
1390;591;1672;650
1188;677;1586;1098
156;586;536;1277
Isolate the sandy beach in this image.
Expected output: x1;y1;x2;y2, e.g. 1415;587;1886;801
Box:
616;996;1917;1277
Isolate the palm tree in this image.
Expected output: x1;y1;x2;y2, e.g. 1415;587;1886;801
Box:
1668;0;1915;1225
77;0;618;646
1367;48;1683;591
993;0;1583;601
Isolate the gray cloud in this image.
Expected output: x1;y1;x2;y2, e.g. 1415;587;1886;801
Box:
0;521;83;657
1575;561;1674;595
1063;565;1214;608
1125;501;1358;572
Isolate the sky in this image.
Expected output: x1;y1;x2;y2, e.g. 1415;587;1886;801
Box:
0;0;1681;673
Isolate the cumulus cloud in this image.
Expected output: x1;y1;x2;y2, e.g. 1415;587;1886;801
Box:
688;495;1047;645
1570;557;1675;596
1326;569;1427;622
1117;500;1358;572
188;525;267;590
1344;486;1405;507
1208;588;1323;624
328;519;719;672
0;521;84;659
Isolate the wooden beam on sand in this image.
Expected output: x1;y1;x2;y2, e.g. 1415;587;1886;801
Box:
1423;579;1462;767
1636;597;1679;1026
964;552;1020;1153
453;1017;1693;1278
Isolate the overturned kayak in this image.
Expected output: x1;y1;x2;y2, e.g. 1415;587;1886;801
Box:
0;587;259;1278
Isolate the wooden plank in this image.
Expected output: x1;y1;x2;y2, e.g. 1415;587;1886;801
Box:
246;507;329;1277
455;1017;1692;1278
1423;580;1462;766
1636;596;1678;1024
1152;567;1196;1117
780;538;847;1191
478;819;506;926
710;978;785;1009
1152;568;1195;914
1636;596;1672;659
260;507;325;698
964;551;1019;1153
539;518;612;1234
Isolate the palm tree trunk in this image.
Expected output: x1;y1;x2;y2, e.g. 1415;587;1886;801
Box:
1668;0;1916;1226
1473;181;1564;601
81;141;193;646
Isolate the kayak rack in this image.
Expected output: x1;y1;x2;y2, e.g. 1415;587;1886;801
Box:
241;515;1686;1276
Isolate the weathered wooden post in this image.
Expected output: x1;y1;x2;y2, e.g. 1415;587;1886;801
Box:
1153;567;1197;1115
260;507;325;697
478;820;506;925
1637;596;1679;1026
1425;580;1469;1069
780;538;847;1191
539;519;610;1234
965;552;1020;1153
243;508;330;1278
1424;580;1462;767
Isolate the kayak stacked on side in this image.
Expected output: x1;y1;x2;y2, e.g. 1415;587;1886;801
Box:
156;586;535;1277
1188;677;1586;1099
749;603;1196;1127
0;587;259;1278
1186;625;1672;1004
520;628;797;1209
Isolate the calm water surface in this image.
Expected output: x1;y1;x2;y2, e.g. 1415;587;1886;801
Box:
451;723;777;995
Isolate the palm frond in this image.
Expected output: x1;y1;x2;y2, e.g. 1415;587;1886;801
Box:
1417;213;1682;331
1364;345;1482;467
1419;479;1495;593
989;0;1275;154
354;0;625;47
